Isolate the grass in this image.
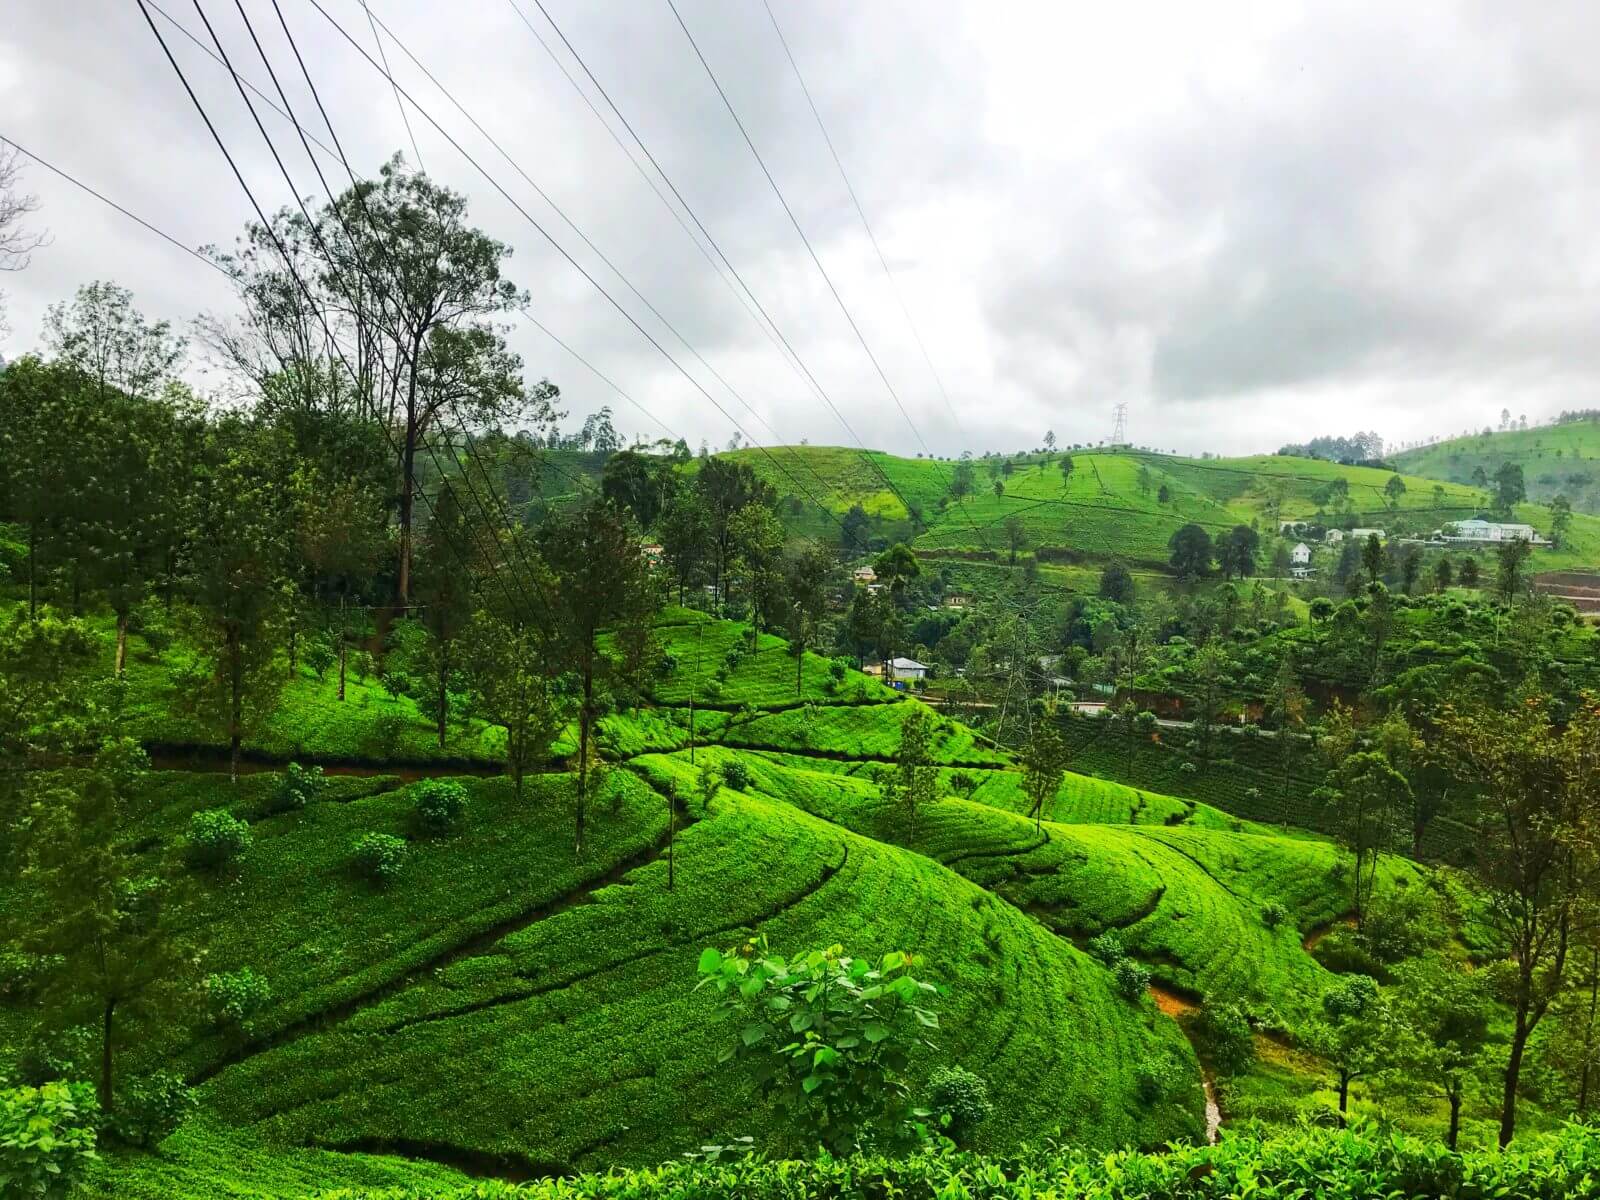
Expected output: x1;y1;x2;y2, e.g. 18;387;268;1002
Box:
712;749;1404;1029
0;768;667;1085
78;1120;469;1200
0;604;1546;1192
724;445;1600;570
1393;418;1600;513
196;760;1202;1167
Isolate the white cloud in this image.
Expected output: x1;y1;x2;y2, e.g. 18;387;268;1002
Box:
4;0;1600;456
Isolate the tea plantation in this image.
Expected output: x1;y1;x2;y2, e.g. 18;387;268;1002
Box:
0;605;1578;1196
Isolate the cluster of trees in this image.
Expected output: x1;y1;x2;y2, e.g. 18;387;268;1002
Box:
1277;432;1385;464
0;165;692;1114
1167;522;1260;581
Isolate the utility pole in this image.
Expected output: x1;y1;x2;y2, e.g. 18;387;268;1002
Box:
1111;402;1128;446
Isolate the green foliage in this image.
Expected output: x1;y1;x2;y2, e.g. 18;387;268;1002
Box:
265;762;325;817
349;832;407;887
411;779;468;836
925;1066;992;1148
183;809;252;870
0;1081;99;1200
1112;957;1152;1000
1193;1003;1256;1076
109;1073;193;1150
720;759;753;792
1261;900;1288;928
203;969;272;1031
1086;930;1126;964
697;938;941;1155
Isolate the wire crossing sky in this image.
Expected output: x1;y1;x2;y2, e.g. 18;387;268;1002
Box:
5;1;1600;456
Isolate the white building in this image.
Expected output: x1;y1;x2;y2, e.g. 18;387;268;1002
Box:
1443;519;1539;543
852;566;877;584
887;656;928;682
1350;527;1386;543
1290;542;1312;565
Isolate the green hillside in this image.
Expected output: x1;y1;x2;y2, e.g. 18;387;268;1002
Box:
1393;419;1600;512
725;445;1600;570
7;599;1525;1197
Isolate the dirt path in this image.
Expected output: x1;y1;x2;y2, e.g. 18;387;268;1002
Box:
1147;982;1221;1144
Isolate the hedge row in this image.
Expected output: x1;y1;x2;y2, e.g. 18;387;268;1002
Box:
322;1125;1600;1200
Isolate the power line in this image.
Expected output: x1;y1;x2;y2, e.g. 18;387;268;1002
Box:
360;2;851;522
759;1;970;443
148;0;683;495
664;0;990;551
227;0;548;615
359;0;424;172
0;132;222;276
301;0;849;534
133;0;529;620
515;0;925;541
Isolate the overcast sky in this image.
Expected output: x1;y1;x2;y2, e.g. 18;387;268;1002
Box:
4;1;1600;456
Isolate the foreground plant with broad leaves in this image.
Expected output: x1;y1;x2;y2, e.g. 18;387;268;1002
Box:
696;939;942;1156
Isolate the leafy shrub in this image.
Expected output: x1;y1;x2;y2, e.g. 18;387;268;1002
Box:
1359;886;1447;963
1310;928;1386;980
1113;957;1152;1000
697;938;940;1156
351;832;407;885
0;1081;99;1198
1179;761;1198;775
1192;1002;1255;1075
348;649;375;684
1133;1055;1178;1104
0;952;59;1002
720;759;752;791
367;711;407;758
204;968;272;1030
265;762;326;816
111;1072;194;1148
183;809;252;870
303;639;335;680
12;1029;94;1089
380;670;411;702
1260;900;1287;929
828;658;849;684
1086;930;1126;964
926;1065;992;1147
413;778;468;835
132;603;174;660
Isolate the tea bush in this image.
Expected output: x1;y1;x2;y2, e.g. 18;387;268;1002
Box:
413;779;468;835
183;809;252;870
350;832;407;885
110;1072;194;1149
204;968;273;1030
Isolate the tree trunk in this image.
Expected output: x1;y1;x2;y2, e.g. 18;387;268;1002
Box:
1581;951;1599;1113
666;788;675;891
1337;1073;1350;1123
229;631;243;785
1447;1089;1462;1150
397;348;422;605
436;641;449;748
100;996;116;1113
27;522;37;620
796;641;804;695
1500;1011;1531;1147
338;596;347;702
114;611;128;678
576;664;592;854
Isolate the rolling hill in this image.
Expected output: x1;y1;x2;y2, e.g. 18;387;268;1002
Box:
1392;418;1600;513
726;445;1600;571
3;601;1506;1197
